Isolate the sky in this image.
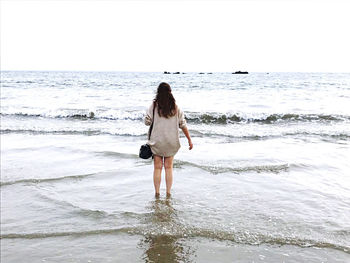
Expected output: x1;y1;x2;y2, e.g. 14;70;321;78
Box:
1;0;350;72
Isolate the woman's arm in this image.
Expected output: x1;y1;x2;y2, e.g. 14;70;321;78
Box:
144;114;152;126
178;106;193;150
181;126;193;150
144;104;154;126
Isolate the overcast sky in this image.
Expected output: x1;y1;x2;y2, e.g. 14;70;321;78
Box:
1;0;350;72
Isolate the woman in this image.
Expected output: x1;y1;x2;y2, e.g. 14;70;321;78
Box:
144;82;193;197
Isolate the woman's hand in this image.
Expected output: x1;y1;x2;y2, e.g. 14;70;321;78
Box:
181;127;193;150
188;140;193;150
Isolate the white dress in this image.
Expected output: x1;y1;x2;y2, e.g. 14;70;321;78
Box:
144;103;187;157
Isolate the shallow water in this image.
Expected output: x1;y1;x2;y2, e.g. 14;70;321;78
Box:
1;71;350;262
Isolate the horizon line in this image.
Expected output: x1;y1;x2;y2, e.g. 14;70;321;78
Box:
1;69;350;74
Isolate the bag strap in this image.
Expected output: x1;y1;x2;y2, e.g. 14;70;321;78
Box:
148;102;156;140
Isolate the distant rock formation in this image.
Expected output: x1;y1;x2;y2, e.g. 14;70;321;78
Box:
163;71;185;74
232;71;248;74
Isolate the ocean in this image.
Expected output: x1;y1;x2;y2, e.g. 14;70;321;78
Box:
1;71;350;262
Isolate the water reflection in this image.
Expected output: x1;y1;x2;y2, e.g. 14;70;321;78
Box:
140;196;193;263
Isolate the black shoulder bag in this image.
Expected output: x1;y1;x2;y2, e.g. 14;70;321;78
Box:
139;104;155;159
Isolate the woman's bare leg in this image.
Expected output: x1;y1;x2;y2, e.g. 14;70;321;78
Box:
153;155;163;196
164;156;174;195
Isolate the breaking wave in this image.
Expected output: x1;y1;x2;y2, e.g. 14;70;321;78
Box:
173;160;290;174
0;172;96;186
0;228;131;239
2;111;349;124
2;226;348;253
0;128;146;137
185;113;350;124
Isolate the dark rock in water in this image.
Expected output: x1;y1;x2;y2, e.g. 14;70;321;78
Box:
232;71;248;74
71;112;95;119
182;72;185;74
164;71;184;74
207;72;213;74
199;72;205;74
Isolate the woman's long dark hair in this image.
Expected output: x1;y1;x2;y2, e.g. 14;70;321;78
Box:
154;82;176;118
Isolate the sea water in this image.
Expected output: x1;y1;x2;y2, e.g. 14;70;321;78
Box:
1;71;350;262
